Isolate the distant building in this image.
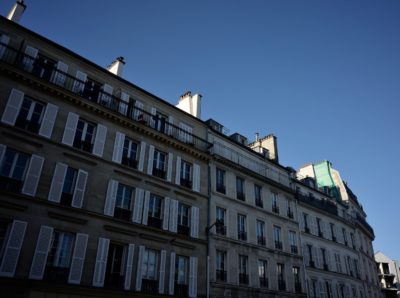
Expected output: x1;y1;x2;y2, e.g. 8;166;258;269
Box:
375;252;400;298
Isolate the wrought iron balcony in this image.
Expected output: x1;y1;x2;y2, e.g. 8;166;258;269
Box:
141;279;158;294
275;241;282;250
104;272;124;289
237;192;245;201
174;283;189;297
121;156;137;169
60;192;73;206
278;279;286;291
0;176;23;193
114;207;131;221
296;191;338;216
72;139;93;153
272;205;279;214
180;178;192;189
304;226;310;234
147;216;162;229
44;266;69;283
216;184;226;194
239;273;249;285
290;245;298;254
178;224;190;236
259;277;268;288
216;224;227;236
257;236;266;246
15;117;41;134
152;167;166;179
255;198;263;208
238;231;247;241
216;270;227;282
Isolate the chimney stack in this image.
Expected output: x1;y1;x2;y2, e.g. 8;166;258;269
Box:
107;56;125;77
7;0;26;23
176;91;202;118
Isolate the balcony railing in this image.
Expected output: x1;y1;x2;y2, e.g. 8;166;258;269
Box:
309;260;315;268
0;42;211;152
104;272;124;289
216;270;227;282
73;139;93;153
278;279;286;291
147;216;162;229
174;283;188;297
296;191;338;216
259;277;268;288
291;245;298;254
141;279;158;294
237;192;245;201
0;176;23;193
275;241;282;250
257;236;266;246
114;207;131;221
294;282;302;293
304;226;310;234
60;192;73;206
180;178;192;189
44;266;69;283
255;198;263;208
287;209;294;219
121;156;137;169
177;224;190;236
238;231;247;241
152;167;166;179
216;184;226;194
272;205;279;214
239;273;249;284
216;225;227;236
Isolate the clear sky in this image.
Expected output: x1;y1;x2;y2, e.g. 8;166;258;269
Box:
3;0;399;260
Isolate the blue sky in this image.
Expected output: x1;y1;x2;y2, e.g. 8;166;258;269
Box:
3;0;400;260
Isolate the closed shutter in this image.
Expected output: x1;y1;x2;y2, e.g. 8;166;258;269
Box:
72;70;87;94
150;107;156;128
0;34;10;58
29;225;53;280
38;103;59;138
162;197;170;230
189;256;198;298
132;188;144;223
104;179;118;216
68;233;88;284
159;250;166;294
119;91;130;115
192;164;200;192
147;145;154;175
92;124;107;157
190;206;199;238
142;191;150;225
310;216;317;236
124;244;135;290
1;88;24;126
167;115;174;135
92;237;110;287
51;61;68;86
175;156;181;185
0;220;27;277
169;199;179;233
62;112;79;146
23;46;38;72
135;245;145;291
133;100;144;120
71;169;88;208
21;154;44;196
48;162;68;203
99;84;113;106
168;252;176;295
112;132;125;163
137;141;146;171
166;152;173;182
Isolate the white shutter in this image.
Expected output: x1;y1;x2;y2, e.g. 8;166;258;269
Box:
62;112;79;146
132;188;144;223
133;100;144;120
169;252;176;295
21;154;44;196
190;206;199;238
124;244;135;290
0;34;10;58
92;124;107;157
150;107;157;128
119;91;130;115
71;169;88;208
104;180;118;216
1;88;24;126
192;163;200;192
169;199;179;233
48;162;68;203
159;250;166;294
162;197;170;230
142;191;150;225
112;132;125;163
72;70;87;94
23;46;38;72
135;245;145;291
175;156;181;185
29;225;53;280
0;220;27;277
38;103;58;138
68;233;88;284
92;237;110;287
168;115;174;135
147;145;154;175
138;141;146;171
189;256;198;298
166;152;173;182
99;84;113;106
51;61;68;86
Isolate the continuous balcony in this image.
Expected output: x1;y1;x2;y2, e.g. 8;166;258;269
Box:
296;192;338;216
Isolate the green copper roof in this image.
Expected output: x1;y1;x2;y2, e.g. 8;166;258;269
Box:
313;161;341;201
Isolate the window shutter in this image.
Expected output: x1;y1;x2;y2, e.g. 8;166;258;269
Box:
168;252;176;295
169;199;179;233
142;191;150;225
1;88;24;126
132;188;144;223
71;169;88;208
147;145;154;175
175;156;181;185
68;233;88;284
138;141;146;171
124;244;135;290
0;220;27;277
119;91;130;115
192;163;201;192
51;61;68;86
190;206;199;238
150;107;156;128
0;34;10;58
99;84;113;106
92;237;110;287
38;103;59;138
162;197;170;230
159;250;166;294
167;115;174;135
29;225;53;280
299;212;305;232
112;132;125;163
62;112;79;146
135;245;145;291
72;70;87;94
92;124;107;157
166;152;173;182
48;162;68;203
302;244;309;265
22;154;44;196
104;179;118;216
189;256;198;298
133;100;144;120
23;46;38;72
0;144;6;164
326;250;332;271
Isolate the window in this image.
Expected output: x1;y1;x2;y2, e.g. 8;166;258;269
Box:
272;193;279;213
73;119;96;152
277;263;285;290
321;248;328;270
238;255;248;284
256;220;265;245
236;177;245;201
82;77;101;101
104;243;126;288
274;226;282;250
307;244;315;267
152;149;167;179
141;249;159;293
15;96;45;133
254;184;263;207
353;259;360;278
289;231;298;254
316;218;323;237
303;213;310;233
147;194;162;228
216;250;226;282
287;200;293;218
180;160;192;188
32;53;56;81
335;253;342;273
215;207;226;235
121;138;138;168
216;168;225;194
342;228;348;246
258;260;268;288
153;111;168;133
114;184;134;221
177;203;190;236
175;255;189;296
293;266;301;293
325;281;333;298
310;279;318;298
60;167;78;206
237;214;247;241
0;148;29;192
330;223;336;241
350;233;355;249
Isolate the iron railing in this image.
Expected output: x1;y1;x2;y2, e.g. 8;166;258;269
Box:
296;191;338;216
